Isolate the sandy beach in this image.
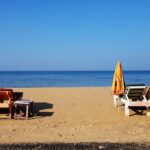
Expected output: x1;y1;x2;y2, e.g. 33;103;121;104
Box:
0;87;150;145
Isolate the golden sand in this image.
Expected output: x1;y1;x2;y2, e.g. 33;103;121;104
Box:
0;87;150;143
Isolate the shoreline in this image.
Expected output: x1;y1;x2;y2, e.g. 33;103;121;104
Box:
11;86;111;89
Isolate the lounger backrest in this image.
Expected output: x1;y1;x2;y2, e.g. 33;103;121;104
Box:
0;89;23;100
126;87;145;100
143;87;150;99
0;91;13;101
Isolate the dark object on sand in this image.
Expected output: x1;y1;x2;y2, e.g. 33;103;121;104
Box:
0;142;149;150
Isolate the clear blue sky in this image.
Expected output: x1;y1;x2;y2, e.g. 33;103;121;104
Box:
0;0;150;71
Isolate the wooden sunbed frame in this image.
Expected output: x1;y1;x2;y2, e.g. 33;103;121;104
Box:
0;89;23;119
0;91;14;118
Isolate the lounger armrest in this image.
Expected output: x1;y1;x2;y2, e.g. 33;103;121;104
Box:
143;95;147;102
123;94;129;101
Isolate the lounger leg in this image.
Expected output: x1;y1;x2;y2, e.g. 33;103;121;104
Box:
9;107;12;119
147;107;150;116
26;104;29;120
113;95;120;107
113;97;117;107
9;103;13;119
125;104;130;116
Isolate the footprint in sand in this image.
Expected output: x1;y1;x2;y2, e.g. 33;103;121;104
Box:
21;129;26;132
52;124;59;128
57;133;63;137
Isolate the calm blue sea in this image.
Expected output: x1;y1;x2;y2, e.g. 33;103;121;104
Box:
0;71;150;88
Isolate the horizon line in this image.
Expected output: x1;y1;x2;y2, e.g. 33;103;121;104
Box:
0;70;150;72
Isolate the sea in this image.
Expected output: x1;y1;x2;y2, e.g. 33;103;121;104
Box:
0;71;150;88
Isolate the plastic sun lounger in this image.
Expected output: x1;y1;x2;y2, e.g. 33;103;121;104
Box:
114;86;150;116
121;86;150;116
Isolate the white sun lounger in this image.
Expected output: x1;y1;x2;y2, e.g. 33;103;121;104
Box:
114;86;150;116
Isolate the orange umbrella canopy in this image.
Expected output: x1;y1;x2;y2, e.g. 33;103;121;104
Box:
112;61;125;95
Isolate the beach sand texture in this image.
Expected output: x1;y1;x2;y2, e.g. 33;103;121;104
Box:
0;87;150;144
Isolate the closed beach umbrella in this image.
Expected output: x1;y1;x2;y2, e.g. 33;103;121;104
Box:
112;61;125;95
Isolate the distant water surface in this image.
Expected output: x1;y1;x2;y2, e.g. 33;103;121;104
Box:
0;71;150;88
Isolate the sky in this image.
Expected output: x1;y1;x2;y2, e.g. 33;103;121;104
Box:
0;0;150;71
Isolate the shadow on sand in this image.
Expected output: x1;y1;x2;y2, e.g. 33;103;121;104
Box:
129;107;147;116
33;102;54;118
